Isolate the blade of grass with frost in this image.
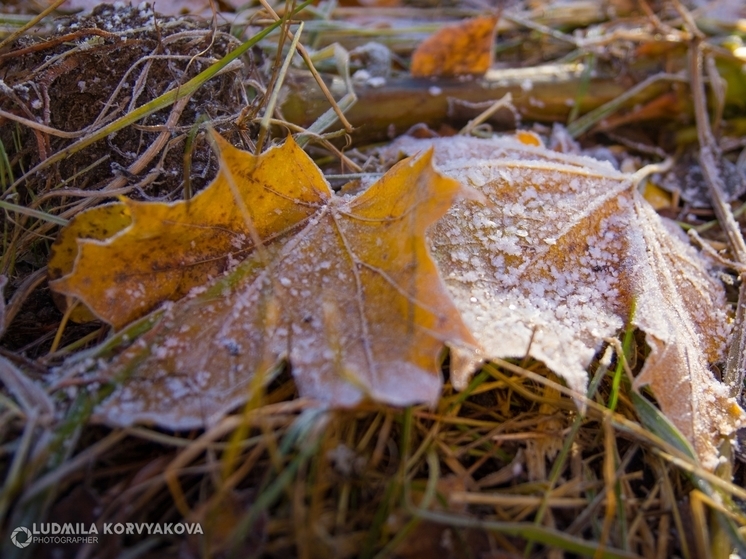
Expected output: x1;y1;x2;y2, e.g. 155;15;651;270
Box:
60;309;166;369
0;200;67;226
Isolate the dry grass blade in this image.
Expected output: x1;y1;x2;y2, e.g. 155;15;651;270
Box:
688;42;746;404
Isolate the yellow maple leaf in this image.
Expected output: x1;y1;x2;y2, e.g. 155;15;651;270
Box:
385;133;745;470
50;134;329;329
52;132;477;426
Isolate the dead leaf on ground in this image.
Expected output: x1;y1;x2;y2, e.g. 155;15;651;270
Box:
55;133;476;427
50;135;327;329
384;134;744;469
410;16;498;78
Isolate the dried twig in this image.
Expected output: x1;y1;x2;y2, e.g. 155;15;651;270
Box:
688;42;746;402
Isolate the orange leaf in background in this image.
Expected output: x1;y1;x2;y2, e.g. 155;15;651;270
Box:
642;180;673;210
410;15;498;78
385;134;744;470
58;136;476;427
49;134;326;329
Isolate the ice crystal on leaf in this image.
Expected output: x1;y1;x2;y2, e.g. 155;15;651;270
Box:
384;134;743;469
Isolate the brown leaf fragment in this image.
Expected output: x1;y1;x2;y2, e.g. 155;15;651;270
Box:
384;134;744;469
78;140;475;427
410;16;498;78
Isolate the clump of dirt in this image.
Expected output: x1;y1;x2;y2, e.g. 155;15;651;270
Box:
0;2;265;354
0;2;266;206
1;3;259;205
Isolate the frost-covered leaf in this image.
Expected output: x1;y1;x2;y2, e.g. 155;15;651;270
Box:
385;134;744;469
74;137;474;427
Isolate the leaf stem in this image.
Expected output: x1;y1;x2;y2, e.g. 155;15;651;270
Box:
688;40;746;403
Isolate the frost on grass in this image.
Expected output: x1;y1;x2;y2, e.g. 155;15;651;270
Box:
88;140;474;428
385;134;744;469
